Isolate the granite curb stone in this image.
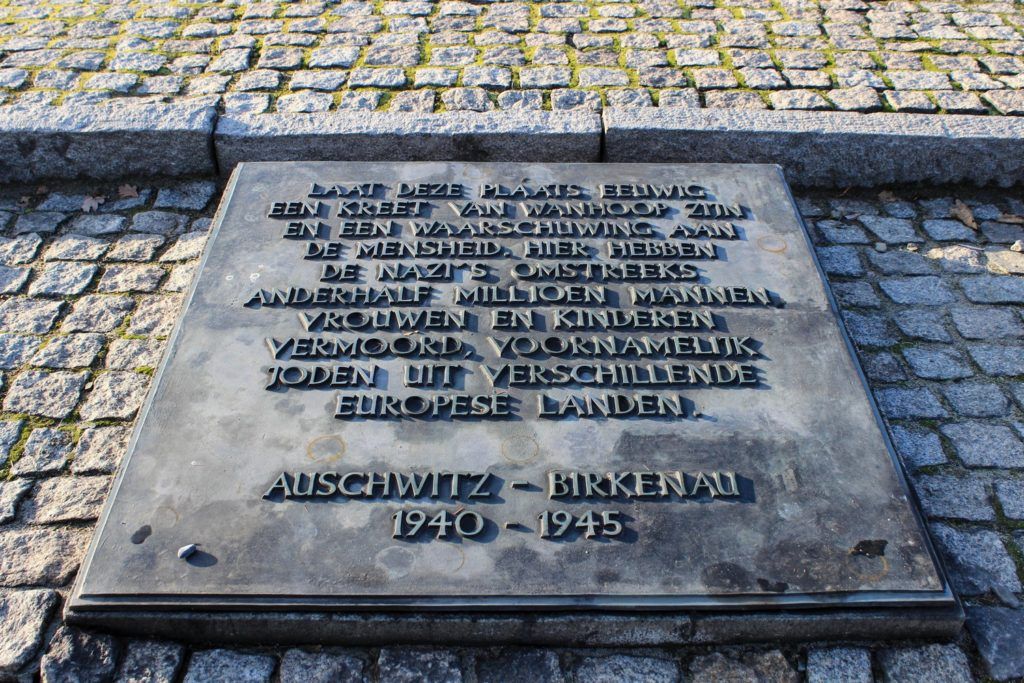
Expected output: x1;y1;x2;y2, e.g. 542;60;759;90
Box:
0;103;217;182
214;111;603;173
3;105;1024;188
602;108;1024;187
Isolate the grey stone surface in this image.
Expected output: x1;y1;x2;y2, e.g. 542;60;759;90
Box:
930;524;1022;595
941;422;1024;467
12;427;73;476
40;626;119;683
279;649;366;683
28;262;98;296
0;103;216;181
0;527;89;586
0;298;64;334
0;334;42;370
23;476;110;523
116;640;185;683
995;480;1024;520
806;646;872;683
603;108;1024;187
476;650;563;683
575;655;679;683
967;344;1024;376
70;426;130;474
913;474;993;521
183;649;276;683
45;234;109;261
78;372;149;421
0;590;58;674
61;295;133;333
966;607;1024;681
378;649;462;683
876;387;948;419
153;182;217;211
878;644;973;683
943;382;1010;417
0;479;31;523
31;333;104;369
2;371;86;419
214;112;602;172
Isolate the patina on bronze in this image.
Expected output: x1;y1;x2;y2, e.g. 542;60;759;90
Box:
68;162;959;644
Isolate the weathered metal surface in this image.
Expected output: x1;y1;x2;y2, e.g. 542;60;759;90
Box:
70;162;953;635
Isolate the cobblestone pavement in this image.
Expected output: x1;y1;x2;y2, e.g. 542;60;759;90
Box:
0;178;1022;680
2;0;1024;115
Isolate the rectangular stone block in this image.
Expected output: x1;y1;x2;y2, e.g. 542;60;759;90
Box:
69;162;957;643
602;109;1024;188
0;103;216;182
214;112;602;175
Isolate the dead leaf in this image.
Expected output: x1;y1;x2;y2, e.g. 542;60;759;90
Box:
35;185;48;195
950;199;978;231
878;190;898;202
118;184;139;199
81;195;106;213
997;213;1024;225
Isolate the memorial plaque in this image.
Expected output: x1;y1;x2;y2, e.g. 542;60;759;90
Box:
70;162;957;642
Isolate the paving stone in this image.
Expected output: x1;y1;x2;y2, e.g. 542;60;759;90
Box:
279;649;367;683
988;249;1024;276
107;234;166;262
71;425;130;474
3;371;86;419
14;213;66;236
815;220;870;244
0;265;29;294
966;607;1024;681
961;275;1024;304
476;650;563;683
841;312;897;347
0;589;58;674
943;382;1010;417
862;351;906;383
0;234;42;265
44;234;109;261
106;338;164;371
890;425;946;468
925;245;985;273
942;421;1024;467
922;218;977;241
895;310;950;342
876;387;948;420
816;246;863;276
690;651;797;683
576;655;679;683
879;277;955;305
183;649;277;683
69;214;126;237
902;346;973;380
23;475;110;523
951;306;1023;339
0;334;41;370
128;295;182;336
704;91;766;109
117;640;186;683
0;298;63;334
28;262;97;296
130;211;188;236
40;626;119;683
807;647;871;683
279;91;334;113
154;182;217;211
933;522;1023;597
877;644;973;683
828;87;882;111
30;333;104;369
0;526;88;586
913;474;994;521
995;479;1024;520
378;648;463;683
61;295;133;332
858;216;920;243
98;264;165;293
967;344;1024;376
79;371;150;421
0;479;31;523
11;427;73;476
0;420;22;464
831;282;880;308
867;250;936;276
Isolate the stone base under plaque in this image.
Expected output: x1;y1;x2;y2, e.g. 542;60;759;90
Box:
65;605;963;647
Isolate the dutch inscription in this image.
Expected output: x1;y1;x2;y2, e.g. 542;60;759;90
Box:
252;176;773;542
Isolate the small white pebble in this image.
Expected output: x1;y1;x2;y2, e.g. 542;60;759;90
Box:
874;242;887;252
906;243;919;252
1011;240;1024;253
177;543;197;559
